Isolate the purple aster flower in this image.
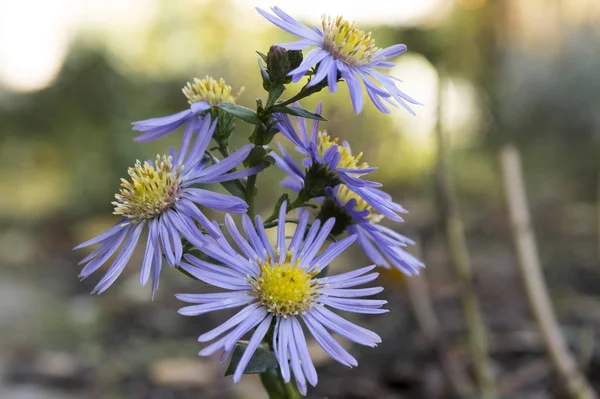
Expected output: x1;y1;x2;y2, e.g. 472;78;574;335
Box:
74;115;262;296
256;7;420;114
272;107;424;275
132;76;243;142
327;184;424;276
272;102;381;192
176;201;386;395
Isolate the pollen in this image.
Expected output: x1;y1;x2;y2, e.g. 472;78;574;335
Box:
335;184;382;222
182;76;244;106
249;253;319;317
321;15;378;66
112;155;182;221
317;131;370;171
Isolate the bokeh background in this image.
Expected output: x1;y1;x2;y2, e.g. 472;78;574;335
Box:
1;0;600;398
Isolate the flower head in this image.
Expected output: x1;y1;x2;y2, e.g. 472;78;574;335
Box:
177;202;386;395
132;76;242;142
272;102;380;194
182;76;242;106
257;7;420;114
74;115;263;296
272;107;424;275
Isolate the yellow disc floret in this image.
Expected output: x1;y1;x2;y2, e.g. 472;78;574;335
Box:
317;131;370;171
335;184;382;222
321;15;379;66
249;253;319;317
113;155;182;221
182;76;244;106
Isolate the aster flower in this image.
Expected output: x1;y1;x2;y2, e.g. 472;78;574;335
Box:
132;76;243;142
272;106;424;275
256;7;420;114
74;115;262;296
327;184;424;275
272;102;379;193
176;201;386;395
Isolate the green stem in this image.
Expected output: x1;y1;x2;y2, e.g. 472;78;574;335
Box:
259;368;303;399
275;79;328;108
246;174;257;219
435;68;497;398
282;378;303;399
218;142;230;158
260;369;286;399
263;195;308;224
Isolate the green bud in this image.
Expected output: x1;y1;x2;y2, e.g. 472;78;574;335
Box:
266;46;304;84
267;45;290;84
287;50;303;71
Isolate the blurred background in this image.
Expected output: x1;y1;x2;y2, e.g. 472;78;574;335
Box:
1;0;600;398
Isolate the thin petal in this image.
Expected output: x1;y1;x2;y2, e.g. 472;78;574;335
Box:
233;315;273;383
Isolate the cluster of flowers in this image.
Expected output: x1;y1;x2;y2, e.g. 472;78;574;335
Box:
74;7;423;396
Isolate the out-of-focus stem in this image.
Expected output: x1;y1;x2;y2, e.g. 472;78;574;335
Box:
405;241;474;398
435;71;497;398
597;156;600;264
499;144;597;399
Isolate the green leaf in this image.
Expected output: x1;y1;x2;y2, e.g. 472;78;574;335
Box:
245;145;268;167
263;125;281;145
264;155;276;165
258;59;270;91
266;83;286;108
217;102;262;126
220;179;246;200
269;105;326;121
224;341;278;376
256;51;268;63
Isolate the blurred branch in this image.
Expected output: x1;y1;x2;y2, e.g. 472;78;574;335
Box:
405;240;474;398
499;144;597;399
597;157;600;265
435;69;497;398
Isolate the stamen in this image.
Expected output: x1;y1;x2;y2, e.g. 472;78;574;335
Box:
321;15;379;66
112;155;182;221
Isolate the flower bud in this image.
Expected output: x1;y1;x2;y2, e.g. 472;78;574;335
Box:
266;46;304;84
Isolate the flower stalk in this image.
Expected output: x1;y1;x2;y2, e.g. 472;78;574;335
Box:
434;70;497;398
499;144;597;399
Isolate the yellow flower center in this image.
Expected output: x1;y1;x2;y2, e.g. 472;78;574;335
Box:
249;254;319;317
182;76;244;106
113;155;182;221
321;15;378;66
317;131;370;171
335;184;382;222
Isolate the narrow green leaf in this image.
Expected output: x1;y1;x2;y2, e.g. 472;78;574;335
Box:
266;83;286;108
220;179;246;200
224;341;278;376
258;59;270;91
245;146;268;167
256;51;268;63
217;102;262;126
269;105;327;121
